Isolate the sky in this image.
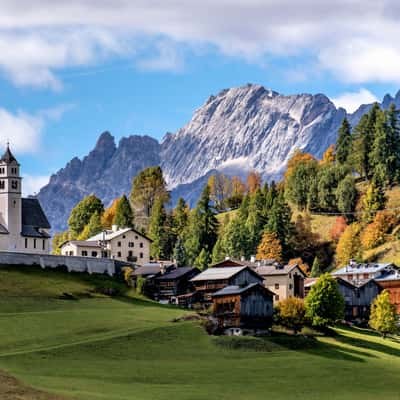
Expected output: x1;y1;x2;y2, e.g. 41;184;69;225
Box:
2;0;400;195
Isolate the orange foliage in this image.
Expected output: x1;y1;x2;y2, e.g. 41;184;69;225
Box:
231;176;246;197
288;257;310;276
256;231;282;262
101;198;120;229
284;149;316;180
336;223;362;266
320;144;336;165
360;211;397;250
330;216;348;242
247;171;262;194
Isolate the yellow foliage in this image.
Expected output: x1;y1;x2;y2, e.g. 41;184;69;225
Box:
320;144;336;165
256;231;283;262
246;171;262;194
122;267;134;285
336;223;362;266
284;149;316;180
360;211;397;250
102;198;120;229
288;257;310;276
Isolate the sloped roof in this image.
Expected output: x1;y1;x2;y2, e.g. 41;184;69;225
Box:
21;225;51;238
21;198;51;229
255;263;306;277
190;266;264;282
133;265;165;276
68;240;102;248
375;270;400;282
332;263;394;276
0;146;18;165
212;283;275;298
87;227;152;242
156;267;200;281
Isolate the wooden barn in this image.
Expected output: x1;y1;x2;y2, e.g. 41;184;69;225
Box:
376;271;400;314
212;283;274;329
155;267;200;301
190;266;263;304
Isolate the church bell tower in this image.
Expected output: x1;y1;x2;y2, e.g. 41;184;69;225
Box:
0;144;22;250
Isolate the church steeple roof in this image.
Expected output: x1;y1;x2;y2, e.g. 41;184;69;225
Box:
1;144;18;165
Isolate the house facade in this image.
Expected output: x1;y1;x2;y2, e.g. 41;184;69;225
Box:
0;145;51;254
375;270;400;314
60;226;151;265
212;283;274;329
332;262;396;284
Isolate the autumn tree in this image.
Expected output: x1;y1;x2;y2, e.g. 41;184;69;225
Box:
336;223;362;266
68;195;104;237
52;231;71;255
247;171;262;194
285;149;316;180
288;257;309;276
329;216;348;242
228;176;246;208
173;197;189;237
361;211;397;250
114;194;134;228
305;273;345;328
369;290;398;338
256;231;283;262
291;213;320;261
277;297;307;334
101;198;119;229
130;166;170;230
361;182;386;223
320;144;335;166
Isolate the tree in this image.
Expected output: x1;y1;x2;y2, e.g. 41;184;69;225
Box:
68;195;104;237
101;198;119;229
245;189;267;254
211;237;226;264
78;212;103;240
285;149;316;180
256;231;283;262
194;248;211;271
223;216;251;259
130;166;170;230
52;231;70;255
288;257;309;276
173;237;186;267
173;197;189;237
228;176;246;208
291;213;320;260
361;211;397;250
277;297;307;334
362;182;386;223
310;256;322;277
208;172;231;210
114;195;134;228
247;171;262;194
369;290;397;338
336;118;352;165
336;223;362;266
330;216;348;242
320;144;335;166
335;175;357;217
386;103;400;183
305;273;345;328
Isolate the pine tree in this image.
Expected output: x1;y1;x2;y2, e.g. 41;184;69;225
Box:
386;103;400;183
148;198;169;260
245;189;267;254
194;248;211;271
223;216;251;259
369;290;397;338
113;195;134;228
101;198;119;229
362;182;386;223
336;223;362;266
336;118;352;165
173;197;188;236
173;237;186;267
256;231;283;262
335;175;357;217
310;256;322;277
211;237;226;264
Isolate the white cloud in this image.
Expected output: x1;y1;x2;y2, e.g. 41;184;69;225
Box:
0;1;399;85
332;88;379;113
22;175;50;196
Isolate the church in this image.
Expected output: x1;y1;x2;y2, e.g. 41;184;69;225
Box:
0;145;51;254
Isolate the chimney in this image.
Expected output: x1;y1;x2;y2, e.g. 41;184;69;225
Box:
112;224;119;232
240;256;245;262
250;255;256;263
225;256;231;260
160;262;166;275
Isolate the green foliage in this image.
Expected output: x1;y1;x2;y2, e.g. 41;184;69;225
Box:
173;197;189;236
51;231;71;255
336;118;352;165
305;273;345;327
113;194;134;228
245;189;267;253
194;248;211;271
369;290;398;338
135;275;146;295
277;297;307;334
130;166;170;230
335;175;357;216
310;256;322;278
78;212;103;240
68;195;104;237
362;182;387;223
222;216;251;259
173;237;186;267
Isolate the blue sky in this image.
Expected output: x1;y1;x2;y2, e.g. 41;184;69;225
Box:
2;1;400;195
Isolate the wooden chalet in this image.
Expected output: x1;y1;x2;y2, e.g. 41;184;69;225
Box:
212;283;274;329
375;270;400;314
190;266;264;304
155;267;200;301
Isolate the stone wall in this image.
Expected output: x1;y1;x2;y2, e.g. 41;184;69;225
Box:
0;251;134;276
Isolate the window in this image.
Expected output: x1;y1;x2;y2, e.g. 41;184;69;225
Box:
117;241;121;247
25;238;28;248
11;180;18;190
363;273;369;279
69;251;74;256
122;235;126;239
128;251;133;257
82;250;88;256
140;242;143;248
289;284;293;290
275;283;279;290
33;239;36;249
91;251;98;257
0;181;4;189
0;168;4;174
140;252;143;258
128;242;134;248
135;235;138;239
275;295;279;301
42;240;45;250
117;252;122;258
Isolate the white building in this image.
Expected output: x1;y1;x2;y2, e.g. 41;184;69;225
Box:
0;145;51;254
60;225;151;265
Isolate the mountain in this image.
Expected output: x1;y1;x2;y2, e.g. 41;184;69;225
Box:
38;83;396;232
38;132;160;232
161;84;346;187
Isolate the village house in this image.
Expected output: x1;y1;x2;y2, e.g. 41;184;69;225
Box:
60;225;151;265
0;145;51;254
375;270;400;314
212;283;274;329
155;267;200;301
190;266;264;304
332;261;397;284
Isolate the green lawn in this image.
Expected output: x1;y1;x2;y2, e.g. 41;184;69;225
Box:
0;267;400;400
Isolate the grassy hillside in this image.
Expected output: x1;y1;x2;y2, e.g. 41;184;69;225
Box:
0;266;400;399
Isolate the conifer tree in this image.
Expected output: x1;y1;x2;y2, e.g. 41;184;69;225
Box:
386;103;400;183
336;175;357;217
256;231;283;262
78;212;103;240
362;182;386;223
148;198;169;260
113;194;134;228
245;189;267;254
310;256;322;278
173;197;188;236
336;118;352;165
173;237;186;267
211;237;226;264
194;248;211;271
369;290;397;338
223;216;250;259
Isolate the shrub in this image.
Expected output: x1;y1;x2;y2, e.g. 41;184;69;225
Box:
369;290;398;338
276;297;307;334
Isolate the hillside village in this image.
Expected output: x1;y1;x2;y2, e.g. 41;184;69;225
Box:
1;101;400;338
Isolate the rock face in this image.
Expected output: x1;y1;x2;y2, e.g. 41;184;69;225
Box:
161;84;346;187
38;132;160;232
38;83;397;232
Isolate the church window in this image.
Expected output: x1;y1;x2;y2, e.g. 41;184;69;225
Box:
25;238;28;248
11;181;18;190
0;181;4;189
33;239;37;249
